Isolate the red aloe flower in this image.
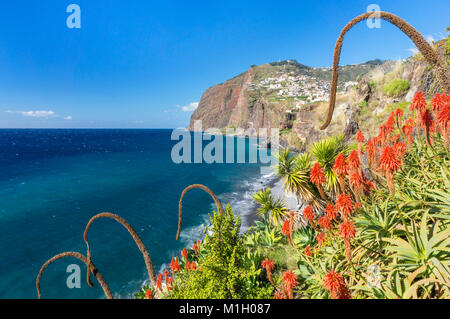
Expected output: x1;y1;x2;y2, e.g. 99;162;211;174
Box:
310;162;327;201
333;152;348;193
190;261;197;270
339;220;356;239
281;219;291;236
394;142;407;158
181;248;188;262
402;124;414;145
170;257;181;276
156;273;163;291
145;289;153;299
185;261;191;270
386;112;395;130
411;91;427;126
333;153;348;176
317;215;332;230
323;270;352;299
379;145;402;195
365;180;375;192
365;139;378;168
421;109;434;145
356;130;365;143
282;271;298;299
166;277;173;290
356;131;365;155
431;93;445;114
411;91;427;112
192;243;199;255
261;258;275;285
303;205;318;230
437;102;450;147
355;202;362;209
316;233;325;247
310;162;325;185
273;291;286;299
326;203;338;221
349;171;363;201
339;220;356;260
163;270;169;281
394;108;404;123
304;245;312;257
348;150;360;172
336;194;354;220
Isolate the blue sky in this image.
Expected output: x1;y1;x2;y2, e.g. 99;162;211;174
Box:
0;0;448;128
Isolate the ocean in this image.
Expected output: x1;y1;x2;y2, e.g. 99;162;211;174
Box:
0;129;276;299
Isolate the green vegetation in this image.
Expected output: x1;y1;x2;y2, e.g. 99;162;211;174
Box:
383;78;410;97
136;92;449;300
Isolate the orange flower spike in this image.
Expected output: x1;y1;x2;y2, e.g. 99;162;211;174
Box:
281;219;294;246
411;91;427;126
333;152;348;193
394;108;404;128
261;258;275;285
281;219;291;236
317;215;332;230
348;150;361;172
310;162;327;200
402;124;414;145
437;102;450;147
326;203;338;221
323;270;352;299
336;193;354;220
145;289;153;299
421;109;434;145
273;291;286;299
394;142;407;159
379;145;402;195
349;171;364;201
190;261;197;270
303;205;318;230
282;271;298;299
181;248;188;262
304;246;312;257
431;93;444;114
156;273;163;291
192;243;199;255
365;139;378;167
339;220;356;261
316;233;325;247
356;131;365;155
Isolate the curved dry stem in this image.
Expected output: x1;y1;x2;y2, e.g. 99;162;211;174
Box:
176;184;224;241
83;212;157;288
321;11;450;130
36;251;113;299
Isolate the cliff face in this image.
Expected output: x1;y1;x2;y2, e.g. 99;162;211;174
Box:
188;60;384;133
189;41;448;150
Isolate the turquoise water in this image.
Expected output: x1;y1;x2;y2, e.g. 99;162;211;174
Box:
0;129;274;298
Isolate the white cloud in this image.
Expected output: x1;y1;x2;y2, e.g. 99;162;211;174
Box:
64;116;73;120
20;110;55;118
181;102;199;112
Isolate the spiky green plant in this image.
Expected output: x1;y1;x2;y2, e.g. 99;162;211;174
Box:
276;149;322;209
253;188;287;225
310;135;347;196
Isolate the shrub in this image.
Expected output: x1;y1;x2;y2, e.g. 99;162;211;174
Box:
383;78;410;97
168;205;274;299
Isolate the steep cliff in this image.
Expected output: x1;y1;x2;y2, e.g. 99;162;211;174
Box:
189;36;449;150
188;60;384;133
